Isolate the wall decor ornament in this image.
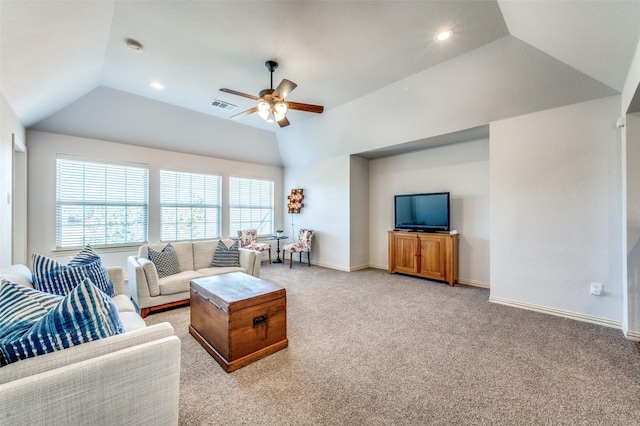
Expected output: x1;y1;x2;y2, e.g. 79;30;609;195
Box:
287;189;304;213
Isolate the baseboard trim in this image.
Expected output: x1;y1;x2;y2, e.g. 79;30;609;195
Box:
490;296;623;330
349;263;370;272
623;329;640;342
457;278;490;289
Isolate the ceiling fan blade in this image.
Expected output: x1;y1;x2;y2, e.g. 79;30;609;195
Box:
230;106;258;119
220;88;259;101
273;79;297;99
286;101;324;114
277;115;290;128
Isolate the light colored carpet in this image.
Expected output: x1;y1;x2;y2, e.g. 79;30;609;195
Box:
144;263;640;425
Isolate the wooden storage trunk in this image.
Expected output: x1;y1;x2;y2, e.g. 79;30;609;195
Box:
189;272;288;372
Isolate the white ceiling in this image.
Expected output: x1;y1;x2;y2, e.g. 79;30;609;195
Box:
2;1;640;137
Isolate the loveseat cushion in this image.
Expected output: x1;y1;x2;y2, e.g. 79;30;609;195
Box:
0;265;34;289
158;271;204;295
139;241;195;271
0;279;124;366
118;311;148;332
32;247;116;297
112;294;137;313
148;243;181;278
196;266;246;277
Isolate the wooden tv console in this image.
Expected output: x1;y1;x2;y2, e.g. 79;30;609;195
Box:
388;230;459;286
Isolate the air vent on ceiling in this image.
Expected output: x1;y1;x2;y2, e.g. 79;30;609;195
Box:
210;99;237;111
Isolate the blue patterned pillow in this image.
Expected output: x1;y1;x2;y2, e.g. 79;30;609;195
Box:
0;278;124;366
148;243;181;278
68;246;115;295
211;240;240;267
32;246;116;297
0;279;63;342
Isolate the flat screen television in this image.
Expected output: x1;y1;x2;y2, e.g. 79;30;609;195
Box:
394;192;450;232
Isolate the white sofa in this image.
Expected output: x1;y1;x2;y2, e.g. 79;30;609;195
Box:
0;264;181;426
128;239;261;318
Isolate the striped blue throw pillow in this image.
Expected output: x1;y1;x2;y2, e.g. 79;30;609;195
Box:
68;246;115;295
0;279;63;342
32;246;116;297
0;278;124;366
211;240;240;267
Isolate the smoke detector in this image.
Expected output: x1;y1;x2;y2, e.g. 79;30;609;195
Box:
126;38;143;53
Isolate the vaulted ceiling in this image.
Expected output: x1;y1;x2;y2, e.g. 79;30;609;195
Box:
2;1;639;150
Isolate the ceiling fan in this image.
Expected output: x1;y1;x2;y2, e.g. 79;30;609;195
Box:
220;60;324;128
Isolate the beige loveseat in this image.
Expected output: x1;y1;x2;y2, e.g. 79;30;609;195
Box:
128;239;261;318
0;264;181;426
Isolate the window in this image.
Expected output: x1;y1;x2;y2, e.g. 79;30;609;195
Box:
160;169;221;241
56;157;148;249
229;176;274;236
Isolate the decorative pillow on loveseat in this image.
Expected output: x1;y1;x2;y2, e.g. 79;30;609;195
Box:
0;278;124;366
211;240;240;267
32;246;116;297
148;243;181;278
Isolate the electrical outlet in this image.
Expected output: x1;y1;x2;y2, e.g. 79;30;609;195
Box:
590;282;603;296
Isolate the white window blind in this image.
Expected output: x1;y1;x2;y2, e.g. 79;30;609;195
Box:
160;170;221;241
229;176;274;236
56;157;148;249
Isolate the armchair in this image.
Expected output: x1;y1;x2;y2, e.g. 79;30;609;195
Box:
283;229;314;268
237;229;272;264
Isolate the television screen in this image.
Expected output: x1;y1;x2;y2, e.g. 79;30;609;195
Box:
394;192;450;232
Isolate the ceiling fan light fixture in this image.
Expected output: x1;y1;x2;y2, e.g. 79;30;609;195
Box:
266;110;276;123
274;102;287;121
258;100;270;120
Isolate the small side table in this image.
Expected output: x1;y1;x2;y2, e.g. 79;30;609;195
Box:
267;235;288;264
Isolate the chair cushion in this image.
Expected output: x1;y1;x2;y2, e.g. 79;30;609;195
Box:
32;247;116;297
211;240;240;267
0;278;124;366
283;243;308;253
148;243;181;278
246;242;271;252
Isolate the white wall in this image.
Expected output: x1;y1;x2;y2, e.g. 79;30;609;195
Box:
277;36;614;169
283;156;350;270
622;38;640;114
32;87;283;167
0;92;26;267
624;113;640;338
490;96;623;326
349;156;369;270
27;130;284;272
12;140;27;264
368;139;490;286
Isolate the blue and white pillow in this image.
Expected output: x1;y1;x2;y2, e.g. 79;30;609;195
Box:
211;240;240;267
148;243;181;278
32;246;116;297
0;278;124;366
0;279;63;341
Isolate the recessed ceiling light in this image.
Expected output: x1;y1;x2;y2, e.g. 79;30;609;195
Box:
150;81;165;90
435;29;454;42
